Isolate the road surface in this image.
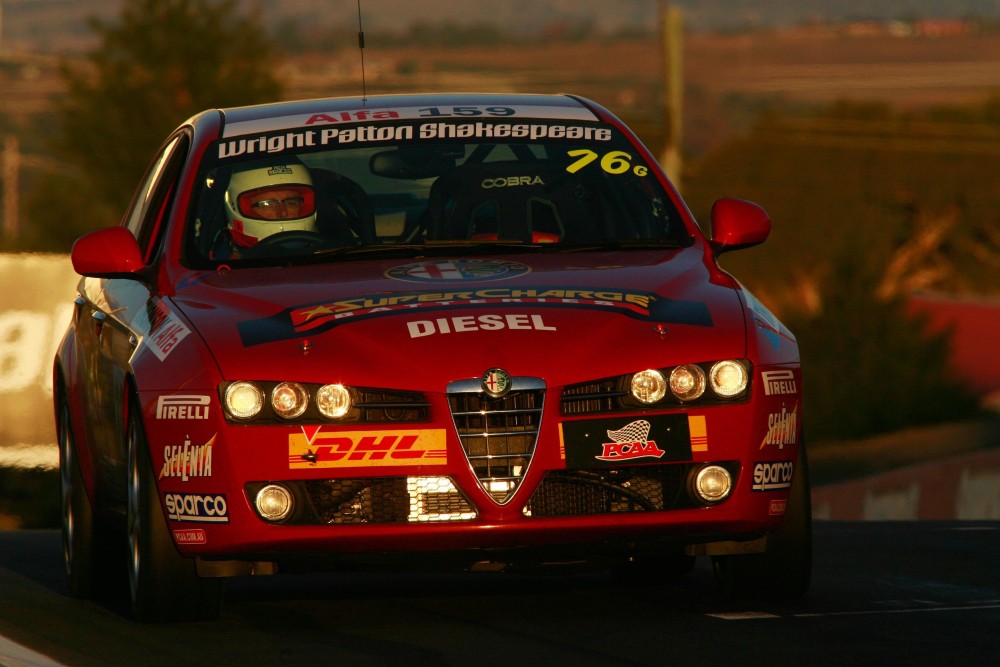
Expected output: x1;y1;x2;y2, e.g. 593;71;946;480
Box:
0;522;997;666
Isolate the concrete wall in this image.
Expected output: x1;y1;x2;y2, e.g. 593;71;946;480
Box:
812;447;1000;521
0;253;78;469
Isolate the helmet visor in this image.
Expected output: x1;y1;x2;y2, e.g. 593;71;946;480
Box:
236;185;315;221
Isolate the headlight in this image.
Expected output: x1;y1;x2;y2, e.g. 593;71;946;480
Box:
631;369;666;404
316;384;352;418
271;382;309;419
669;364;706;401
709;360;748;398
224;381;264;420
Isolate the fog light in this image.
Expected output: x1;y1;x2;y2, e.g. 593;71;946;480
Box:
694;465;733;503
225;381;264;420
316;384;352;418
669;364;706;401
631;369;666;404
256;484;293;522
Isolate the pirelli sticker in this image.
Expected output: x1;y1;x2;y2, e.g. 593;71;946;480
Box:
289;427;447;469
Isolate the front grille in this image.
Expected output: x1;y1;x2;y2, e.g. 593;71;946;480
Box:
250;477;477;525
561;378;627;415
348;387;430;423
525;466;698;517
447;377;545;505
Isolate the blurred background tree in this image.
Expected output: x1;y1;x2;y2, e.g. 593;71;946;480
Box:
0;3;994;446
686;99;995;441
20;0;282;251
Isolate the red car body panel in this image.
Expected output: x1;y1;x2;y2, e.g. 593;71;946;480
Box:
56;93;803;574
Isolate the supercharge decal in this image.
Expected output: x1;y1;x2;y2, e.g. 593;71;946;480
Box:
238;286;712;346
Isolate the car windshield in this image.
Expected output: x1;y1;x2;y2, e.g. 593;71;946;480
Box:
184;117;691;267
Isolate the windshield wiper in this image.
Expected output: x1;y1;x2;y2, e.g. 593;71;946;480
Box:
304;238;690;262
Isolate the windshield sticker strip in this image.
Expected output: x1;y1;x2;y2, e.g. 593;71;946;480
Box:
217;122;612;159
222;104;600;138
237;287;712;347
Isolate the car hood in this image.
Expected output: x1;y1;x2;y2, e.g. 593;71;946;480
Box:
170;250;749;390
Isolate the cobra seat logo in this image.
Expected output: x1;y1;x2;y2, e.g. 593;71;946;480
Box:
481;176;545;189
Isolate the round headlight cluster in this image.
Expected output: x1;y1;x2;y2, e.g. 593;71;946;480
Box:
669;364;706;401
630;360;749;404
709;360;749;398
631;369;666;404
272;382;309;419
223;381;354;420
224;381;265;420
316;383;352;418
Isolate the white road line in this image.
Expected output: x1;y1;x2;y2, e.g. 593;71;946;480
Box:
0;634;66;667
793;603;1000;618
708;603;1000;620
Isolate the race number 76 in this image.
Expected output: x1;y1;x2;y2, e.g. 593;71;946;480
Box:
565;149;649;176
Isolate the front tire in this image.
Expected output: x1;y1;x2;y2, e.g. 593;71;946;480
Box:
713;445;813;599
58;399;98;598
126;399;223;621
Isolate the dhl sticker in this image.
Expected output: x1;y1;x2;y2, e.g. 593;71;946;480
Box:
289;427;447;469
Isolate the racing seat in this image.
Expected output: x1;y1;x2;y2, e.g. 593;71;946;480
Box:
311;168;376;245
426;161;605;243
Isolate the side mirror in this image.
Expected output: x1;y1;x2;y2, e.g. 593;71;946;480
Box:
71;227;146;278
709;198;771;255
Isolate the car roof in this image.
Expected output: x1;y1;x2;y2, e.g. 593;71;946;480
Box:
216;93;604;139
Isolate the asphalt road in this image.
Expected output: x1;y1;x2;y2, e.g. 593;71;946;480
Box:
1;522;997;666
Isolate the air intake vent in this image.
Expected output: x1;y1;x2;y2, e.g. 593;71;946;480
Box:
447;376;545;504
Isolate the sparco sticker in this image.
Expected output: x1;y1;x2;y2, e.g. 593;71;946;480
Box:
164;493;229;523
752;461;794;491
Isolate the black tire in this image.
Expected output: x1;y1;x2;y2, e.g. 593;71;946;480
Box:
126;399;223;622
713;446;813;600
58;399;97;598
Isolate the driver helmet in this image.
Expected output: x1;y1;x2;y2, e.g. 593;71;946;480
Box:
224;161;317;247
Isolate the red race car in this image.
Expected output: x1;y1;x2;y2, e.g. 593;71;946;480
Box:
55;93;809;621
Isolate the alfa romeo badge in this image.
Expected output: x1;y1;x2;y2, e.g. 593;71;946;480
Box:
481;368;512;398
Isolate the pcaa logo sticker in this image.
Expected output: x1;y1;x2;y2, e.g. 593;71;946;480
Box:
386;260;531;283
596;420;666;462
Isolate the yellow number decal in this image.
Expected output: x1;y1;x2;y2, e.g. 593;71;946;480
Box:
566;149;599;173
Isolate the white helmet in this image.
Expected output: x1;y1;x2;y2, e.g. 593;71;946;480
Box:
224;162;317;247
